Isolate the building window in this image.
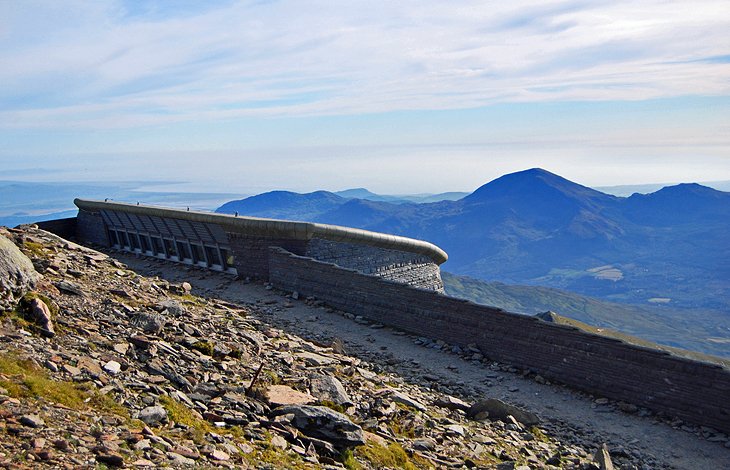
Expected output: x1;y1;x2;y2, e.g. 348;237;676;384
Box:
176;241;192;261
205;246;222;266
220;248;235;269
129;232;141;250
108;230;120;247
190;244;205;264
140;235;152;253
151;237;164;255
120;231;131;249
163;239;178;259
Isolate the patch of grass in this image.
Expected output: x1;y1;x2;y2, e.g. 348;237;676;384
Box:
242;431;315;469
2;292;61;336
341;448;361;470
20;292;59;317
263;369;281;385
356;442;418;470
88;391;131;419
319;400;346;414
529;426;549;443
159;395;212;443
21;240;46;259
0;351;134;423
388;411;418;438
191;341;215;356
177;293;206;306
0;352;85;409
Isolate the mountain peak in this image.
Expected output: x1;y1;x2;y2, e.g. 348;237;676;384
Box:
464;168;612;205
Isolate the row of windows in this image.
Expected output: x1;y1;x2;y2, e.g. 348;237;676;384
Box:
108;228;236;273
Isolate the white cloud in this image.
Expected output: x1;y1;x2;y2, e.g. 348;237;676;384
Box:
0;0;729;129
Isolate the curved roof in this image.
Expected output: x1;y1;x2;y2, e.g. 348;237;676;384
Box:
75;198;448;264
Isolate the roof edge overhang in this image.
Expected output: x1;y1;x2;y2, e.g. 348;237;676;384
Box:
74;198;448;264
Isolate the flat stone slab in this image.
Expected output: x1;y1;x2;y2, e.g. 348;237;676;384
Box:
266;385;316;407
295;352;338;367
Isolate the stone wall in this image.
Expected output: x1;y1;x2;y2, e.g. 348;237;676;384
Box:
36;217;77;239
268;247;730;434
70;199;447;291
76;209;109;247
228;234;308;279
305;238;444;291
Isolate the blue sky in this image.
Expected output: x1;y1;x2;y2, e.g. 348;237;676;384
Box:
1;0;729;194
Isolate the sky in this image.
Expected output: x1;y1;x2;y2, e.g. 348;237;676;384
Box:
1;0;729;194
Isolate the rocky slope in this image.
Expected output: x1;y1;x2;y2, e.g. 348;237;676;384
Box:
0;225;719;469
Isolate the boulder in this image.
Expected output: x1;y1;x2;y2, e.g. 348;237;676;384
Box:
309;373;352;406
434;395;470;411
390;391;427;412
138;405;168;426
467;398;540;426
271;405;365;449
594;443;615;470
0;234;40;311
28;297;55;337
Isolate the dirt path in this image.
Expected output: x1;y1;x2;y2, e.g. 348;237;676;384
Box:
117;253;730;469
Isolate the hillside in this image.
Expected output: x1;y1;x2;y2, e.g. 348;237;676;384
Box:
2;224;627;469
442;272;730;359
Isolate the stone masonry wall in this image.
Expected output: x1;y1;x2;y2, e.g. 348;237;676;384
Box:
75;210;109;247
36;217;77;240
269;247;730;434
305;238;444;291
227;234;308;279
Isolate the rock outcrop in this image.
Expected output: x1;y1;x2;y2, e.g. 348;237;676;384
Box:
0;231;40;311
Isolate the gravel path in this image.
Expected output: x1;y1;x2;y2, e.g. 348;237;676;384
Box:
118;253;730;469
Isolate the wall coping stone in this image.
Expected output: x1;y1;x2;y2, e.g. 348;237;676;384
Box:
74;198;448;264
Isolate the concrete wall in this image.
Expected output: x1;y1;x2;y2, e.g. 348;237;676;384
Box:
268;247;730;434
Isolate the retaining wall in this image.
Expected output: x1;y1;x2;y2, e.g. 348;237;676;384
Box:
268;247;730;434
72;199;445;291
36;217;77;239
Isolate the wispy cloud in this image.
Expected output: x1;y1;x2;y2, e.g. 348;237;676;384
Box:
1;0;729;129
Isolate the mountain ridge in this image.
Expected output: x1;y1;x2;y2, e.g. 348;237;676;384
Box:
215;168;730;343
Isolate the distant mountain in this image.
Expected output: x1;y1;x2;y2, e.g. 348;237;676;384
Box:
442;272;730;358
215;168;730;316
334;188;469;204
596;180;730;196
217;190;345;220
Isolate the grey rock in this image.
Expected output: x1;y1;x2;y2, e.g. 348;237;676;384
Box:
467;398;540;426
54;280;84;296
296;352;337;367
20;414;45;428
309;373;352;406
138;405;168;426
158;299;186;317
271;405;365;449
412;438;436;451
594;443;615;470
390;391;427;412
147;358;192;391
433;394;470;411
103;360;122;375
132;312;166;335
0;234;39;311
29;297;55;337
